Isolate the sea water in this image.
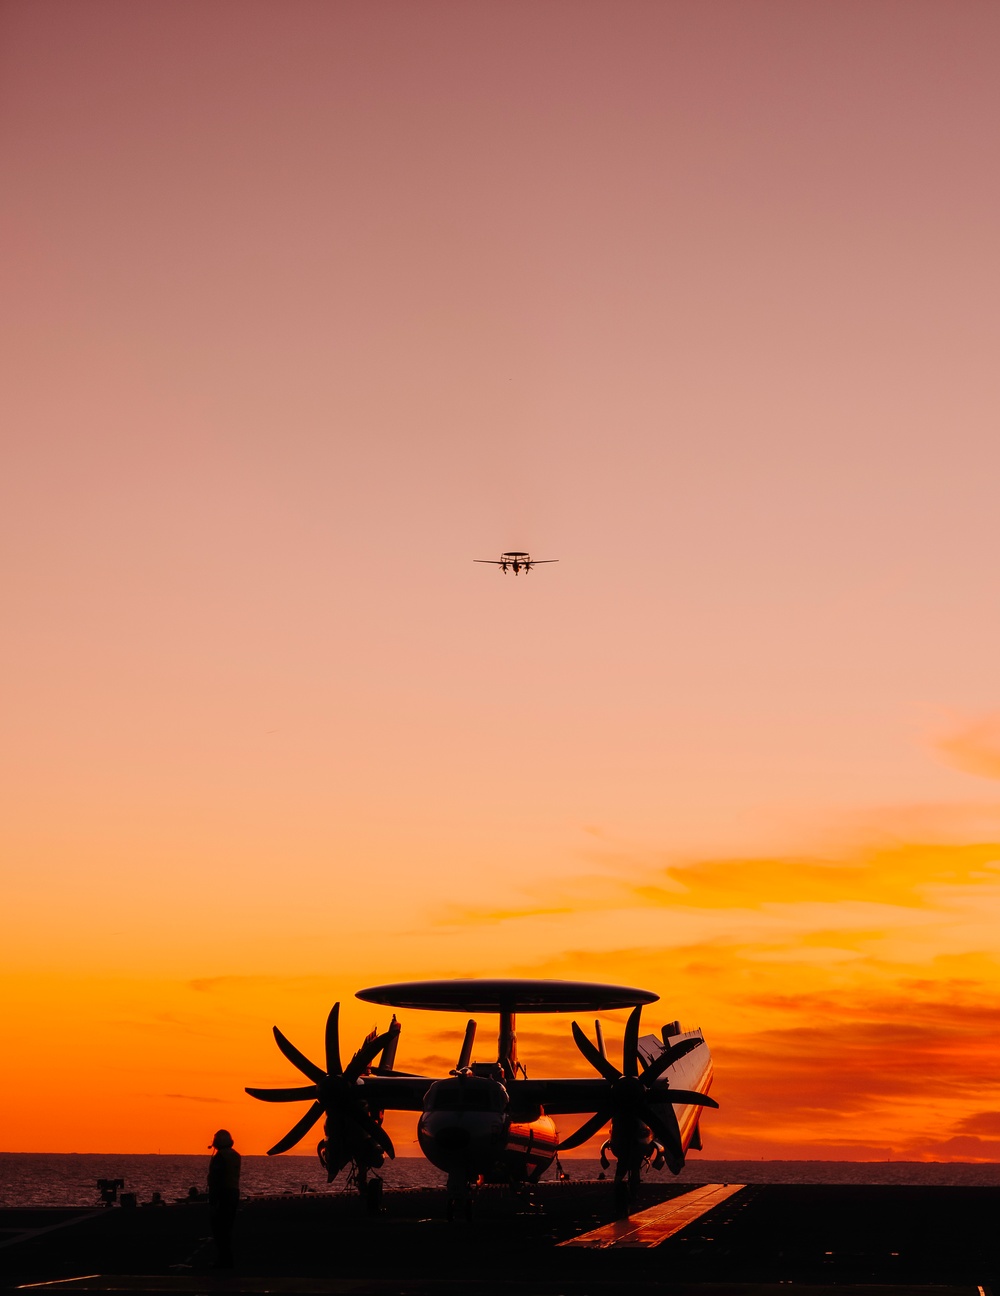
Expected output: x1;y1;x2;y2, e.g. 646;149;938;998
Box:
3;1153;999;1208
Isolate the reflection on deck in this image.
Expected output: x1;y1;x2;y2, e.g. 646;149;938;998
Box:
559;1182;745;1248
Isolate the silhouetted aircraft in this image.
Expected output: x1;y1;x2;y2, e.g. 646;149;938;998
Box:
474;551;558;574
246;978;716;1218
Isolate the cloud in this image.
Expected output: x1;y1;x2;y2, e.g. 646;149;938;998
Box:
189;975;333;993
436;902;580;926
109;1012;216;1038
897;1134;1000;1161
163;1092;228;1104
953;1110;1000;1137
437;841;1000;933
435;873;630;927
630;842;1000;912
936;714;1000;781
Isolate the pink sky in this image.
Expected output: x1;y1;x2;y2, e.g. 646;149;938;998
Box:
3;1;1000;1157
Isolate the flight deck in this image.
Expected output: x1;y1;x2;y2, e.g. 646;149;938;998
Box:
3;1179;998;1296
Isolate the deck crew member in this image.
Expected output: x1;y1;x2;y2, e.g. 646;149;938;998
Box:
207;1129;241;1267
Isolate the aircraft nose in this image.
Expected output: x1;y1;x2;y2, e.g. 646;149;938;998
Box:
417;1110;507;1175
434;1126;472;1152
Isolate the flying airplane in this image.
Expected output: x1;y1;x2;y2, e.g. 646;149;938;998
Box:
474;551;558;574
246;978;716;1218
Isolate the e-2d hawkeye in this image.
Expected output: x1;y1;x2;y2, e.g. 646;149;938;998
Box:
246;978;717;1217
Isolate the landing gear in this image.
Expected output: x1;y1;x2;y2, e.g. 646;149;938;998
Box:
446;1193;476;1221
445;1171;480;1221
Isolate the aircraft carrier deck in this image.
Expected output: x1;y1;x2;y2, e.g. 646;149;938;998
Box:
3;1180;997;1296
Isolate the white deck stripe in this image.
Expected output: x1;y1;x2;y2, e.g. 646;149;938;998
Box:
16;1277;102;1289
558;1182;745;1249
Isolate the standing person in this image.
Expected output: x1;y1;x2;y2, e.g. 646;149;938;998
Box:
207;1129;241;1268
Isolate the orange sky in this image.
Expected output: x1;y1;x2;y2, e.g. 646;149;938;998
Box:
3;0;1000;1160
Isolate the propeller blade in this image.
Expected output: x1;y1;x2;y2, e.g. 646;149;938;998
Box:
571;1020;621;1082
558;1104;614;1151
266;1100;324;1155
641;1037;703;1086
376;1016;401;1072
245;1085;319;1103
273;1026;326;1084
644;1104;684;1171
344;1027;398;1084
595;1019;607;1060
325;1003;343;1077
645;1088;719;1109
359;1113;396;1159
623;1004;642;1078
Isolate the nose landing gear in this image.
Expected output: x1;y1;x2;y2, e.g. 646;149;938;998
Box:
445;1171;482;1221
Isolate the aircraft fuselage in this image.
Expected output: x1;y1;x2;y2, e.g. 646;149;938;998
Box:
417;1075;558;1184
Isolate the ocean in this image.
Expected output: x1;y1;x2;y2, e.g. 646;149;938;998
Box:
3;1153;999;1208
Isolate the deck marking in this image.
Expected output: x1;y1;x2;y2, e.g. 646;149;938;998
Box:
558;1182;745;1249
1;1212;105;1252
16;1276;101;1288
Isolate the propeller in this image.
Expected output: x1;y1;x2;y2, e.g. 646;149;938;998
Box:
558;1005;718;1174
246;1003;398;1176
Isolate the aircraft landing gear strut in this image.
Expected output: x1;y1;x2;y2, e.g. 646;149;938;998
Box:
446;1171;481;1221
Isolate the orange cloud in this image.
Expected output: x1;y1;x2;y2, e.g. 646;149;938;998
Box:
954;1111;1000;1136
638;841;1000;909
440;841;1000;928
162;1093;228;1104
937;714;1000;781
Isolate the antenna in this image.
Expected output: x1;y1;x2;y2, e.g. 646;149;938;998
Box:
455;1019;477;1072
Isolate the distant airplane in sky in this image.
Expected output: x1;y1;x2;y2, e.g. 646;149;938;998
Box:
475;551;559;574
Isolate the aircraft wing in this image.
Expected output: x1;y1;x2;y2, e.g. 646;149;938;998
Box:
356;1075;714;1117
354;1074;435;1112
510;1077;717;1116
473;560;503;564
508;1079;615;1115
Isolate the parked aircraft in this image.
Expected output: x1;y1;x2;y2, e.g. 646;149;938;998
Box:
474;551;558;574
246;978;716;1217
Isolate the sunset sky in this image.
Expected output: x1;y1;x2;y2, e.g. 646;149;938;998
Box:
4;0;1000;1161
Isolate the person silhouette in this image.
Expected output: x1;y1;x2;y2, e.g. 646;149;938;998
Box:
207;1129;241;1268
